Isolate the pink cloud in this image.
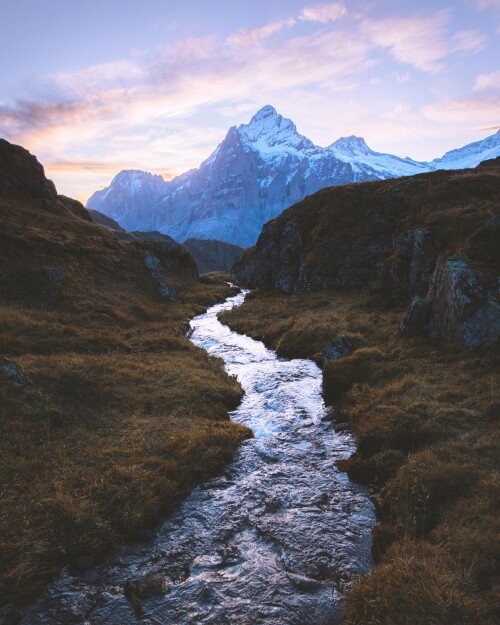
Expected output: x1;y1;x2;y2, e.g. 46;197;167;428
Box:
422;96;500;126
477;0;500;8
299;2;348;23
361;11;450;73
474;69;500;90
452;30;488;54
226;18;296;47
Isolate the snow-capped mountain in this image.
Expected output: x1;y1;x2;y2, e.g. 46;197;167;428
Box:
430;130;500;170
87;106;500;247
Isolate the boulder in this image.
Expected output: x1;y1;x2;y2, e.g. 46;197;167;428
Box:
44;266;64;283
0;356;26;384
125;572;168;599
316;335;356;366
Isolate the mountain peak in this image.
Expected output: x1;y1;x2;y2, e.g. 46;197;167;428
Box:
248;105;279;125
238;105;315;153
329;135;372;156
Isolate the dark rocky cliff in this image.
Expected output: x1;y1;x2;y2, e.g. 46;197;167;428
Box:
183;238;244;274
233;158;500;350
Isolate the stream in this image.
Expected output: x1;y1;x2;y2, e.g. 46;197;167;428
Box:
21;289;375;625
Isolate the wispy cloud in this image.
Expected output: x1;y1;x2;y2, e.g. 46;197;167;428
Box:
0;3;495;200
452;30;487;54
226;18;296;47
474;69;500;90
0;22;376;200
299;2;348;24
423;96;500;126
361;12;487;73
476;0;500;9
360;11;451;73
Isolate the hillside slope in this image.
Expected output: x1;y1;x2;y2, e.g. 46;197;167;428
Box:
233;158;500;351
0;139;251;610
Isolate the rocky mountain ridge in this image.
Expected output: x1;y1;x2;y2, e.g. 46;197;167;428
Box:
87;106;500;246
232;158;500;351
86;207;242;274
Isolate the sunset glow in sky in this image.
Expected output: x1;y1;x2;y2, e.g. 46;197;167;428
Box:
1;0;499;202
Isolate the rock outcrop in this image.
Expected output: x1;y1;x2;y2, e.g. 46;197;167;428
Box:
426;254;500;350
0;356;27;384
315;335;356;366
0;139;57;206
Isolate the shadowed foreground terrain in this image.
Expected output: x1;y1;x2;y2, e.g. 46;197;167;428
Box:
223;160;500;625
220;291;499;624
0;139;252;609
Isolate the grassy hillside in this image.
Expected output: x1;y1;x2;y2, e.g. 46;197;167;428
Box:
223;159;499;625
0;140;252;607
220;290;499;625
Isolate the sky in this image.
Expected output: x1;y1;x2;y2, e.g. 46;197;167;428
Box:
1;0;499;202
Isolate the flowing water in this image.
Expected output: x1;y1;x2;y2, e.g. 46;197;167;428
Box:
21;290;374;625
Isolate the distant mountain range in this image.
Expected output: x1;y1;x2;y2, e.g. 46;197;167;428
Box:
87;105;500;247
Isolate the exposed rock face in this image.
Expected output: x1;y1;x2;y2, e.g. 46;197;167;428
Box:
150;241;199;280
86;107;500;247
87;208;178;244
144;253;176;300
234;159;500;351
426;254;500;350
183;239;244;274
391;228;442;299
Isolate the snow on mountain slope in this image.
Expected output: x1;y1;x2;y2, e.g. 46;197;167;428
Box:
430;130;500;170
88;170;167;230
86;107;500;247
328;136;429;177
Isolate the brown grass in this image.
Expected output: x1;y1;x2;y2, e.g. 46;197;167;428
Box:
220;288;499;625
0;190;252;606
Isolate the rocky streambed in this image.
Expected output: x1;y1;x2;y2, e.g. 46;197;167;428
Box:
20;290;374;625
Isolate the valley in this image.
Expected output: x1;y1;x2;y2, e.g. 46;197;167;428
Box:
3;1;499;623
1;139;498;625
